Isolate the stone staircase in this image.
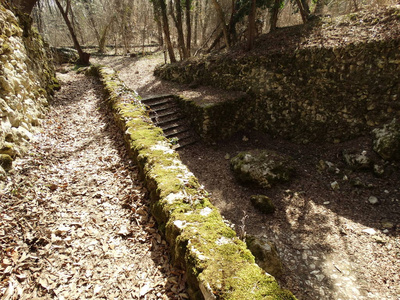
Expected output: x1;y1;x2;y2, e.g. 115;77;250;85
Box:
141;94;198;149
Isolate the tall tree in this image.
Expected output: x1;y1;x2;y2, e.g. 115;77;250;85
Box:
154;0;177;62
185;0;192;56
54;0;90;64
294;0;309;23
270;0;282;31
169;0;188;59
247;0;256;50
211;0;230;49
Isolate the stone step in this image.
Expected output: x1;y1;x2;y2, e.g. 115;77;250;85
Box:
149;107;179;119
164;126;190;138
172;135;198;150
141;94;197;149
153;113;184;126
161;119;187;131
148;101;177;111
141;94;175;103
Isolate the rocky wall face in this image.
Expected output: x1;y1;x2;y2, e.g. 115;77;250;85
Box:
155;39;400;144
0;4;58;177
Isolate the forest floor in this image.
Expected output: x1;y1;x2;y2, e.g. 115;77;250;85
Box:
0;71;187;299
94;53;400;300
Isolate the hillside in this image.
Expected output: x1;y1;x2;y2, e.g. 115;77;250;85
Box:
234;4;400;56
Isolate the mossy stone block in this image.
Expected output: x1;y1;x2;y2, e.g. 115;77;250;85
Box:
231;149;295;188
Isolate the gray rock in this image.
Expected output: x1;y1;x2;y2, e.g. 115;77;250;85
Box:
331;181;340;190
373;164;385;177
372;119;400;161
246;235;283;278
368;196;379;205
52;47;79;64
250;195;276;214
230;150;294;188
343;150;372;170
350;177;364;187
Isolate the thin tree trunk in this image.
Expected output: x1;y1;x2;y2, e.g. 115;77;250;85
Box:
210;0;230;49
227;0;237;45
207;30;223;53
99;21;113;54
174;0;188;59
54;0;90;65
185;0;192;57
153;4;164;48
294;0;309;23
193;0;199;47
247;0;256;50
158;0;176;63
270;0;280;32
301;0;310;16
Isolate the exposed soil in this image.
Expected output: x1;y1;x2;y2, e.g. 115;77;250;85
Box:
0;72;187;299
94;54;400;300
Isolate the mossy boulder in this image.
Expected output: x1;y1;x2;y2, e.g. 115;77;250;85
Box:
251;195;276;214
52;47;79;64
246;235;283;278
372;119;400;161
230;150;295;188
0;154;12;171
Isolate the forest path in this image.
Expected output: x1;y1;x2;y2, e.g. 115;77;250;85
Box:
0;72;187;299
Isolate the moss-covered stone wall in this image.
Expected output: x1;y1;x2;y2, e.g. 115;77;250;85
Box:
155;13;400;144
0;4;58;177
91;65;296;300
175;93;253;143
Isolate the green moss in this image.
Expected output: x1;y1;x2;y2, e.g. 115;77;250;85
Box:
90;64;297;300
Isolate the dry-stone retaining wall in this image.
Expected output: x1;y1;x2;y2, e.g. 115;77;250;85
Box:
0;4;58;178
155;9;400;144
90;65;296;300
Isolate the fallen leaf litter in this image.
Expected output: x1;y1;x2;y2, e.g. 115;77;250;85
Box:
0;72;187;299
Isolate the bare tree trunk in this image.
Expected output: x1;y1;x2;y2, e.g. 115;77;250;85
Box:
270;0;281;32
153;4;164;48
54;0;90;65
247;0;256;50
99;21;114;54
193;0;199;47
173;0;188;59
185;0;192;57
294;0;309;23
301;0;310;16
210;0;230;49
158;0;176;63
207;30;223;53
